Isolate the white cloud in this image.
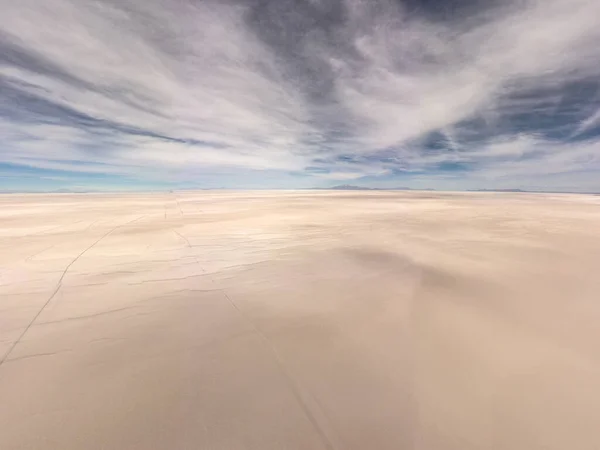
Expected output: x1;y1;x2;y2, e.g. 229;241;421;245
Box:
1;0;599;188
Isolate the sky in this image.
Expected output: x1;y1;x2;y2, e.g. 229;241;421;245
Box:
1;0;600;192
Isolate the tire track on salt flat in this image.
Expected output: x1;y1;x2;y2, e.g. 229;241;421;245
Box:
0;215;147;367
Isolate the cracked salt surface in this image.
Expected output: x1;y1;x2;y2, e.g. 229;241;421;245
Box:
1;191;600;450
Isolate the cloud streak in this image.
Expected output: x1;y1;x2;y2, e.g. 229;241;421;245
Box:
1;0;600;190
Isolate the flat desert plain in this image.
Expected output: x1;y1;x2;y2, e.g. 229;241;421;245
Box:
1;190;599;450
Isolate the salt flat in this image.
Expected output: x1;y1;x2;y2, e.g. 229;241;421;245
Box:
1;190;599;450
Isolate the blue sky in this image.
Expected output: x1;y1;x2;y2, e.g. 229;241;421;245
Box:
1;0;600;192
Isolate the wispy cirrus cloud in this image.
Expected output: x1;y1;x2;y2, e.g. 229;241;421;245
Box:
1;0;600;190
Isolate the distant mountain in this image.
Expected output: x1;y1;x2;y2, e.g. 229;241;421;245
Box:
329;184;376;190
323;185;415;190
469;188;526;192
